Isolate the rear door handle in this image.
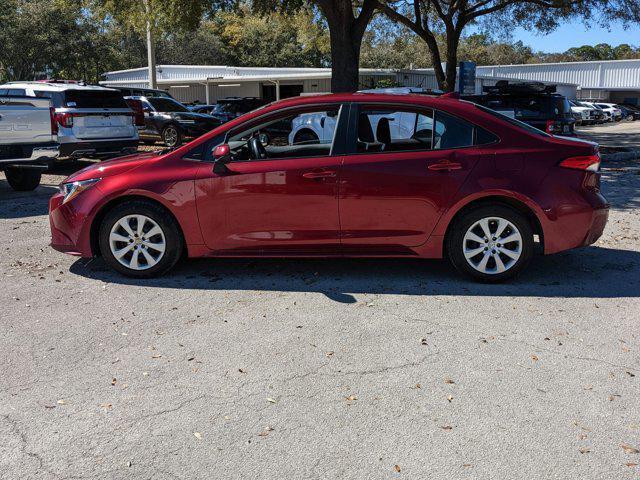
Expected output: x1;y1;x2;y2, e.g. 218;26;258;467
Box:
428;161;462;171
302;170;337;179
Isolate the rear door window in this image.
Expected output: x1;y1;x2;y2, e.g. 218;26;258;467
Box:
356;106;435;153
433;111;474;149
62;89;128;108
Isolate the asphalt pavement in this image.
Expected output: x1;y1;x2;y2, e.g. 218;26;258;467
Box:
0;141;639;479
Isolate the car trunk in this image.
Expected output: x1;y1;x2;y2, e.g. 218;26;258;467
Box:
60;89;136;140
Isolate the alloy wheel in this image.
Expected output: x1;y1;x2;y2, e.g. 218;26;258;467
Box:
462;216;522;275
163;127;179;147
109;215;166;271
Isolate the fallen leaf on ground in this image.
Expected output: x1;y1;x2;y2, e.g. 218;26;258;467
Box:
447;395;453;402
325;351;334;357
444;378;455;384
193;432;203;440
531;354;539;362
394;464;401;473
579;447;590;454
258;426;274;437
57;399;67;405
238;368;246;374
621;444;639;454
420;338;428;345
111;378;117;386
266;397;277;404
100;403;113;409
441;425;452;430
626;463;638;467
346;394;358;401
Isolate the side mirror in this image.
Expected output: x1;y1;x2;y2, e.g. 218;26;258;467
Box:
212;144;232;174
320;117;325;129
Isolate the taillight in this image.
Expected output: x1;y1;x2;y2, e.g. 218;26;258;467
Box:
55;112;74;128
50;107;58;136
545;120;561;135
559;154;601;172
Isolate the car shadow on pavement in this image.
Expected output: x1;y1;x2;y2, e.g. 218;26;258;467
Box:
70;245;640;303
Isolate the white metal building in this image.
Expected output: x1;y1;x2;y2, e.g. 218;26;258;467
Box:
102;59;640;104
476;59;640;103
101;65;398;104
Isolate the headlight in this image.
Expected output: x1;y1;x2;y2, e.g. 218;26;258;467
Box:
59;178;101;204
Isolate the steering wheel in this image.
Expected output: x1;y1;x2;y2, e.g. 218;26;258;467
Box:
248;137;268;160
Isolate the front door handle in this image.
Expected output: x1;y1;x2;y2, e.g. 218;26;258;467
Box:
428;161;462;171
302;170;337;179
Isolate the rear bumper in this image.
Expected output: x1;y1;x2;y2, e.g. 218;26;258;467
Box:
0;143;60;167
59;139;139;159
543;189;610;254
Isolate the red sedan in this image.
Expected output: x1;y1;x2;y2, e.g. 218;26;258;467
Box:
49;92;609;282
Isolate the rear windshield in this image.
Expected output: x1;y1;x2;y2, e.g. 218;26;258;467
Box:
62;89;128;109
148;97;189;112
474;104;550;137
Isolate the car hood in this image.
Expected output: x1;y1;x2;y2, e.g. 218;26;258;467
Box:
64;152;160;183
165;111;218;122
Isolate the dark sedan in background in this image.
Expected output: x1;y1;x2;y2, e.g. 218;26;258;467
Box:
129;96;222;147
189;97;268;123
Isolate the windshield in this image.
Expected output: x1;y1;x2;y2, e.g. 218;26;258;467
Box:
148;97;189;112
213;102;240;114
63;89;128;109
475;104;550;137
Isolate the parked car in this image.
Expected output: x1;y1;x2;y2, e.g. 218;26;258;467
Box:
0;81;139;158
49;92;609;282
188;104;218;115
594;103;623;121
0;95;59;190
579;102;608;123
109;86;175;99
569;100;597;125
207;97;269;123
620;104;640;120
463;81;576;136
128;96;222;147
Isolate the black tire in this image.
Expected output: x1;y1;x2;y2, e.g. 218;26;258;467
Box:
447;205;534;283
293;130;320;145
4;168;42;191
161;125;182;147
98;200;183;278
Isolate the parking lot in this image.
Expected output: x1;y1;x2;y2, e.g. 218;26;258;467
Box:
1;122;639;479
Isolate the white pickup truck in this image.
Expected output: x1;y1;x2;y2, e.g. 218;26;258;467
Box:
0;96;59;190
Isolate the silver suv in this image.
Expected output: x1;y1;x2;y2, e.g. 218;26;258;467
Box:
0;81;139;158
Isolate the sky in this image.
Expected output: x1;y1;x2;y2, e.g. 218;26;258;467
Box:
510;19;640;52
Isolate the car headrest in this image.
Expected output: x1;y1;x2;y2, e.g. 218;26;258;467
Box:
358;113;375;143
376;117;391;145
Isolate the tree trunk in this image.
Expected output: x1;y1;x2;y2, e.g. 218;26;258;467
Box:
444;27;461;92
329;25;361;92
317;1;374;93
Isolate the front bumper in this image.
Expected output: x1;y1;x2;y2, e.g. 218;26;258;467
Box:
49;189;100;257
59;139;139;159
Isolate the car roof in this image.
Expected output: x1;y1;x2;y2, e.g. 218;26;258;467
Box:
0;81;118;92
261;92;456;110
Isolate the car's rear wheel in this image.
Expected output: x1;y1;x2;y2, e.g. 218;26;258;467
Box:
98;201;183;278
4;167;42;191
447;205;534;282
162;125;182;147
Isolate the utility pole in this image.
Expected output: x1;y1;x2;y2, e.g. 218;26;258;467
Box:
144;0;157;89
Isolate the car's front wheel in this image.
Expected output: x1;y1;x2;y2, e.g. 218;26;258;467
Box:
98;201;183;277
447;205;534;282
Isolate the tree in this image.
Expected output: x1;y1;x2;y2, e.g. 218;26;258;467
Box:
90;0;214;87
254;0;377;92
376;0;640;91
